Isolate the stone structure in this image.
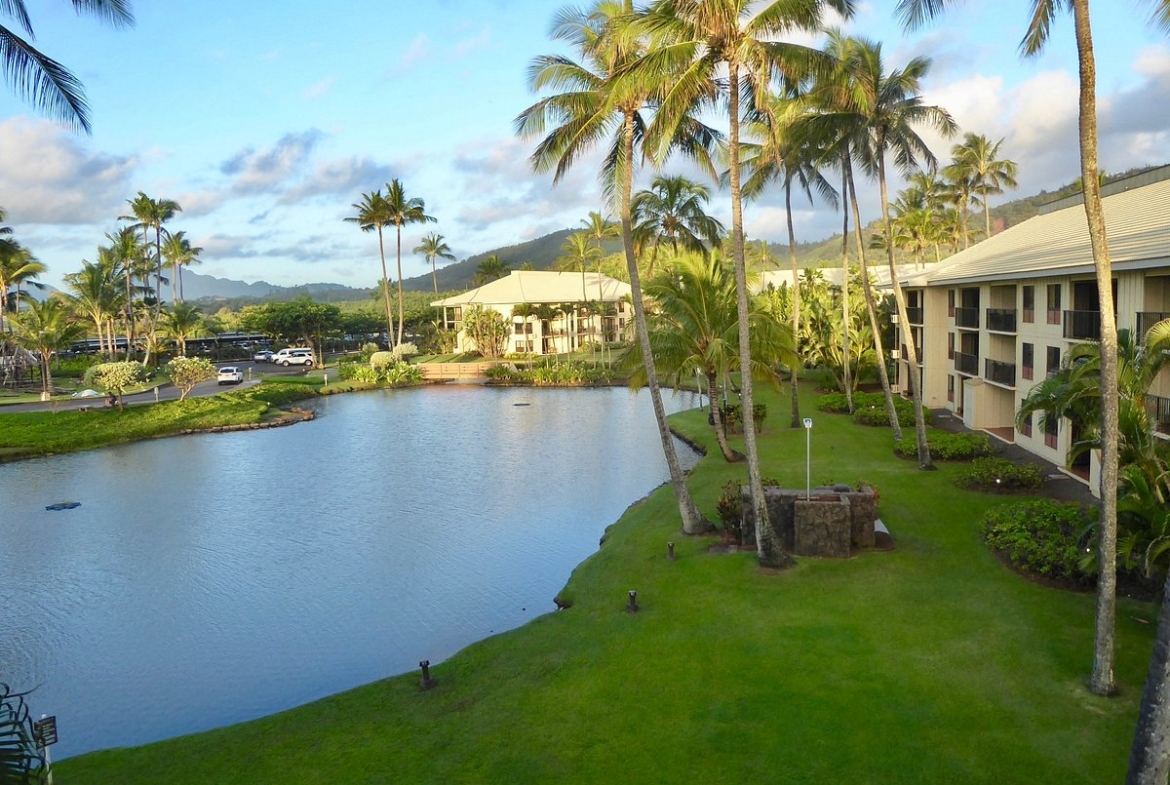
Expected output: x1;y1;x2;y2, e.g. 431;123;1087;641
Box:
741;486;879;559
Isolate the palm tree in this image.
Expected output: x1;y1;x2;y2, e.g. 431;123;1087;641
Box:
473;254;510;286
741;88;837;426
105;226;145;360
159;302;204;357
828;35;955;471
121;192;180;311
946;132;1018;241
345;189;395;347
517;0;719;536
557;232;601;350
632;174;724;276
161;231;202;302
0;241;46;328
637;0;852;565
941;160;979;249
383;178;436;347
899;0;1130;706
9;296;85;397
414;232;456;295
622;252;795;462
0;0;134;134
63;257;122;358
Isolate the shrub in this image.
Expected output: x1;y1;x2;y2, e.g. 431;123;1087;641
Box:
390;342;418;362
851;392;930;428
360;342;380;360
816;392;850;413
894;431;994;461
338;363;380;383
983;499;1095;582
165;357;216;400
52;355;103;377
83;361;149;403
381;362;423;386
716;480;744;542
955;457;1045;493
720;403;767;434
370;351;396;370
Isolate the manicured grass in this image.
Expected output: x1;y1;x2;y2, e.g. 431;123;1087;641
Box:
56;384;1154;784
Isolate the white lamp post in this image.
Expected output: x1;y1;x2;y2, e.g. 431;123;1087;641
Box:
803;417;813;500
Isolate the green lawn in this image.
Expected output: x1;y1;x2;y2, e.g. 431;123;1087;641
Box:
55;384;1154;784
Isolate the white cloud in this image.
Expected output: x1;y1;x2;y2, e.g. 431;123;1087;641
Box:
301;77;336;100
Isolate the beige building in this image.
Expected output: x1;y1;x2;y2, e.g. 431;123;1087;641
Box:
432;270;632;356
892;166;1170;494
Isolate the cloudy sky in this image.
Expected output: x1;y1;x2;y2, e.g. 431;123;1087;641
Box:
4;1;1169;291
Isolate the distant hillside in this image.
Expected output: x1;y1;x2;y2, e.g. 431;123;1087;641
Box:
405;229;586;292
186;270;373;305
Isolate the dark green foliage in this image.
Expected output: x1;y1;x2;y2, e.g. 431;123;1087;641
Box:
894;432;994;461
983;500;1095;582
852;394;929;428
224;380;319;406
484;361;612;386
955;457;1045;492
720;403;767;433
816;392;850;413
716;480;744;541
52;355;103;377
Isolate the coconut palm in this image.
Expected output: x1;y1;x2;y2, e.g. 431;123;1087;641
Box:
161;231;202;302
414;232;456;295
632;174;724;276
382;178;436;347
557;232;601;349
946;132;1018;241
0;241;46;328
898;0;1132;707
941;160;979;249
516;0;720;536
0;0;134;134
345;189;396;347
9;296;85;396
104;226;145;360
621;252;795;461
473;254;510;286
159;301;204;357
121;192;180;312
63;257;122;358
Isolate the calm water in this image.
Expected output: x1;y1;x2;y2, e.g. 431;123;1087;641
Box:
0;386;699;759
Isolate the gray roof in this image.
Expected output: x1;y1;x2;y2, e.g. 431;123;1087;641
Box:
925;168;1170;286
432;270;631;307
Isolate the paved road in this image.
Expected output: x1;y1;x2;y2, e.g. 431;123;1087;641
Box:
0;361;317;414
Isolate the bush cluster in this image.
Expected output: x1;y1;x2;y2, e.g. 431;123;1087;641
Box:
983;499;1095;582
484;361;612;386
894;431;994;461
721;403;767;434
337;361;422;386
955;457;1045;492
716;480;744;541
815;391;930;429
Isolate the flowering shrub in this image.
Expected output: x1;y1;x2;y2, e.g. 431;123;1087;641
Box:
390;342;418;362
370;351;396;370
165;357;216;400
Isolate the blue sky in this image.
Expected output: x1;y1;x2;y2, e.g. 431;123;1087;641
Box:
4;1;1169;291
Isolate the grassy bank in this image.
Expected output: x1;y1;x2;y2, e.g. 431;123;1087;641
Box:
56;384;1154;784
0;381;319;461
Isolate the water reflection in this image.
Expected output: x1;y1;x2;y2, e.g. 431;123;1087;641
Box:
0;386;699;758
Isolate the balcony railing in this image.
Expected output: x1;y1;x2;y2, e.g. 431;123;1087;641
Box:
1138;312;1170;338
903;306;924;325
954;307;980;329
900;344;924;363
984;358;1017;387
954;351;978;376
986;308;1018;333
1063;310;1101;341
1148;394;1170;434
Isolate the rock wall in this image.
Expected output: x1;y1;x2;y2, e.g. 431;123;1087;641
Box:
741;487;878;558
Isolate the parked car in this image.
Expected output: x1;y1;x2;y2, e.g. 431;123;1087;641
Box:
273;348;314;367
252;349;273;363
217;366;244;385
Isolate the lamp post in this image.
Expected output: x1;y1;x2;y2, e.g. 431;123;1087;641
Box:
803;418;813;500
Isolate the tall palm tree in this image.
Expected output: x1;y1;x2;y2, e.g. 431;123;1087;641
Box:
161;231;202;302
632;174;724;275
383;178;435;347
941;159;979;249
473;254;510;286
828;35;955;470
345;189;395;347
159;301;204;357
105;226;144;360
10;296;85;396
558;232;602;349
638;0;853;565
517;0;718;536
0;0;134;134
121;192;180;311
946;132;1018;241
741;88;837;426
899;0;1132;708
414;232;456;295
0;241;46;328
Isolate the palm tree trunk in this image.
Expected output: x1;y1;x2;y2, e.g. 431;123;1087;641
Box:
709;374;742;463
1128;570;1170;784
395;224;406;347
982;185;992;240
728;61;788;568
839;161;853;411
431;260;438;295
618;111;707;535
877;147;932;469
786;181;801;428
377;226;394;349
846;158;902;441
179;264;185;302
1067;0;1118;700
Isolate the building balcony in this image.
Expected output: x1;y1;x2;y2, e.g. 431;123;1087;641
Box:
902;306;924;325
984;358;1017;387
900;344;924;364
986;308;1018;333
954;351;978;376
954;306;979;329
1138;312;1170;339
1148;394;1170;435
1063;310;1101;341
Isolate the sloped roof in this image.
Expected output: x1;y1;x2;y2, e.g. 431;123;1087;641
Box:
432;270;631;307
924;168;1170;286
759;262;925;291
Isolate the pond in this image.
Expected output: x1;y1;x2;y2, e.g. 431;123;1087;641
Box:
0;385;701;759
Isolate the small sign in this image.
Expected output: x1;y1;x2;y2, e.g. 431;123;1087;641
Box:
33;716;58;748
802;418;813;429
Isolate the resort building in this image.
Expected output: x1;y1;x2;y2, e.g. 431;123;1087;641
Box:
432;270;632;356
892;165;1170;494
